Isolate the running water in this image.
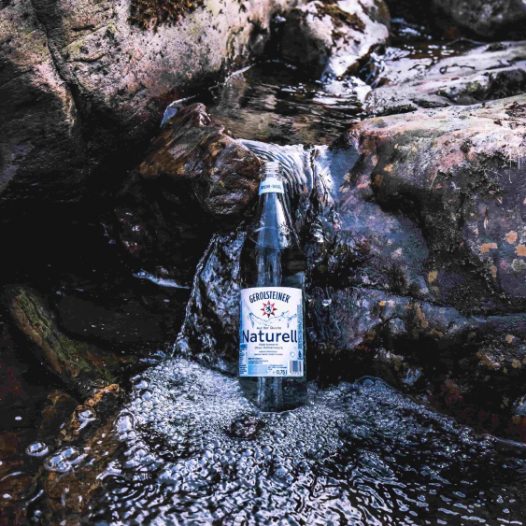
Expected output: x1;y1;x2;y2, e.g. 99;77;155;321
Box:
30;357;526;525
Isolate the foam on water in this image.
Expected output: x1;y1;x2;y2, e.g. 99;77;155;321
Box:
84;358;526;525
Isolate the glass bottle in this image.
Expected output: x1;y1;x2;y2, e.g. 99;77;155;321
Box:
238;160;307;411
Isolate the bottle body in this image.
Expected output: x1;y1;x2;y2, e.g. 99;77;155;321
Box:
239;162;307;412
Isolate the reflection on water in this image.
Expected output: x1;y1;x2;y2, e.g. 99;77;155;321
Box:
29;358;526;525
207;62;368;145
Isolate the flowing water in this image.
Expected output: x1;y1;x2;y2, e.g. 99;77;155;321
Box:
30;358;526;525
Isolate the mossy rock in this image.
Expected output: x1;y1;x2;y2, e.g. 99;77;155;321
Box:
5;285;126;397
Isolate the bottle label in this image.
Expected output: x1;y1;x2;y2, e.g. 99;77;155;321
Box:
259;177;284;195
239;287;304;377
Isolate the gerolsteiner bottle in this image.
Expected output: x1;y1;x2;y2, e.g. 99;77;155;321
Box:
239;160;307;411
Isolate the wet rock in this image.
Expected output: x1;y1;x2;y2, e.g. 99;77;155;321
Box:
5;285;128;395
175;229;246;373
279;0;390;78
114;103;263;281
38;390;79;440
138;103;262;217
0;0;292;202
350;94;526;313
366;40;526;115
433;0;526;38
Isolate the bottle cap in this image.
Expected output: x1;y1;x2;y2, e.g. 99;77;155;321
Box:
262;160;280;177
259;161;284;195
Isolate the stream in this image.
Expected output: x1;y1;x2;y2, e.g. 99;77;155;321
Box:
2;8;526;526
29;359;526;524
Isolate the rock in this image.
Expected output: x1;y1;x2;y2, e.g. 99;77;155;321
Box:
433;0;526;38
0;0;85;202
114;103;263;281
278;0;390;78
366;40;526;115
138;103;262;217
0;0;293;202
172;96;526;435
5;285;129;395
175;230;246;372
350;94;526;313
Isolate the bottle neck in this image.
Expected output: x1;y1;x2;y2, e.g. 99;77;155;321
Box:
258;176;284;197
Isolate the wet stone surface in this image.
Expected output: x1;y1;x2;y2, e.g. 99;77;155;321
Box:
29;358;526;525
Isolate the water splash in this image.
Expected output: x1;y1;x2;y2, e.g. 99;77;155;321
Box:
72;358;526;525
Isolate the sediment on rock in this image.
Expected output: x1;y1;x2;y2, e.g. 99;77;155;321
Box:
5;285;127;396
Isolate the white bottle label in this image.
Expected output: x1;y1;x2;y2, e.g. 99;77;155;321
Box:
259;177;284;195
239;287;304;377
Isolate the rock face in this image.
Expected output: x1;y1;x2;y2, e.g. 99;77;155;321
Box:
278;0;390;78
0;0;291;202
172;96;526;433
433;0;526;38
0;0;84;201
366;40;526;115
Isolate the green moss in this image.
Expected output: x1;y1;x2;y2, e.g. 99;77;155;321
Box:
7;286;116;395
129;0;205;30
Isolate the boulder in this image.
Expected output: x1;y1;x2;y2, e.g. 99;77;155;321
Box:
433;0;526;38
0;0;292;202
366;40;526;115
278;0;390;78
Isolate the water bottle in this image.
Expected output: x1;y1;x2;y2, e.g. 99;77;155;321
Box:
239;160;307;411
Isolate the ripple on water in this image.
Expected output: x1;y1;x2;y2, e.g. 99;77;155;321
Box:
79;358;526;525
